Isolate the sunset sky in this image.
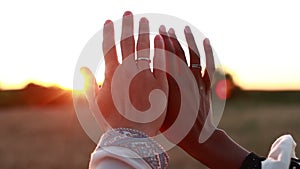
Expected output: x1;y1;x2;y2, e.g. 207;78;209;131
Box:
0;0;299;90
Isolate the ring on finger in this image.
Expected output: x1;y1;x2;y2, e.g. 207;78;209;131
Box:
136;57;151;63
191;63;201;69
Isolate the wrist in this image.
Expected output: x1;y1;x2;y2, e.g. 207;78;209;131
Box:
240;152;264;169
99;128;169;169
181;129;250;169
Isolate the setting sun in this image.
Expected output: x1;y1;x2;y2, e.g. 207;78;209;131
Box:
1;1;299;91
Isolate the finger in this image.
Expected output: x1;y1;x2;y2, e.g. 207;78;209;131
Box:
185;26;201;66
153;35;167;91
103;20;119;80
184;26;203;80
80;67;98;102
136;17;150;69
168;28;187;75
159;25;175;53
121;11;135;61
159;25;177;74
168;28;187;64
203;38;215;90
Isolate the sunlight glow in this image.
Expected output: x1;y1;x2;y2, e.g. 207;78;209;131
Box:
0;0;299;91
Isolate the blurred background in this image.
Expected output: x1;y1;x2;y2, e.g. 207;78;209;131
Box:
0;0;299;168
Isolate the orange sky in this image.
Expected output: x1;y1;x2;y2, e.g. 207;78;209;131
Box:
0;1;299;91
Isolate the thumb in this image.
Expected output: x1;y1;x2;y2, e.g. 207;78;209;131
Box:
80;67;98;102
80;67;108;131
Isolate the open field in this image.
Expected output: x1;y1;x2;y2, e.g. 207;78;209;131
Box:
0;91;299;169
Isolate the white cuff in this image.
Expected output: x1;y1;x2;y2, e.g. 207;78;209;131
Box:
262;134;297;169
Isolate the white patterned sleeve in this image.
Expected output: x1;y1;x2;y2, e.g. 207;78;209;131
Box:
89;128;169;169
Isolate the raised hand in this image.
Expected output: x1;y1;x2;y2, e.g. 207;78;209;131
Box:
160;26;249;169
81;11;168;136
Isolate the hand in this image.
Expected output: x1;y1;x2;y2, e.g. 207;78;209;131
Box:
81;11;168;136
159;26;249;168
159;25;216;147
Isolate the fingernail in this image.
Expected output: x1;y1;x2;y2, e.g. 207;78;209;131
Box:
80;67;84;73
159;25;166;34
204;38;210;45
168;28;176;39
184;26;191;33
168;28;175;35
140;17;148;23
80;67;87;77
154;35;163;48
154;35;162;42
123;11;132;16
104;20;112;25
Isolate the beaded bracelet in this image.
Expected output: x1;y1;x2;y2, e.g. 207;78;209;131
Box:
99;128;169;169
